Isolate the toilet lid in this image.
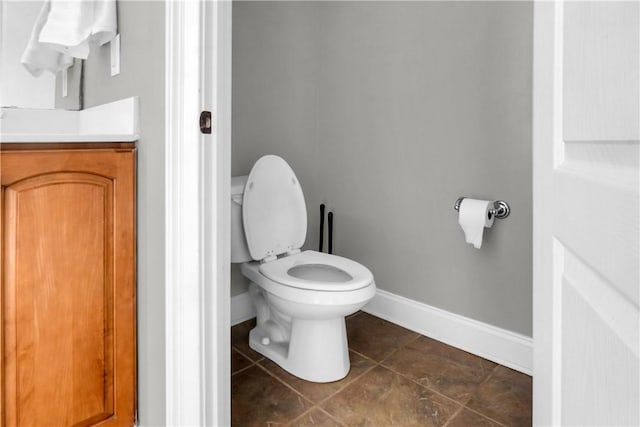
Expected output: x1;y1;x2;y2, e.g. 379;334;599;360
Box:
242;155;307;261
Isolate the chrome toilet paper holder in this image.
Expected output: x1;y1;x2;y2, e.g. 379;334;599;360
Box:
454;197;511;219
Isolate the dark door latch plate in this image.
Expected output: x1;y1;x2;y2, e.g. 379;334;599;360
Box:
200;111;212;134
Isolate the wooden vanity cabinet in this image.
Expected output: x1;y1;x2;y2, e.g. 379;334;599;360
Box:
0;143;136;427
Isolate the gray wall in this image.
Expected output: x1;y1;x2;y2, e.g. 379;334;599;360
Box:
55;59;82;110
81;2;166;425
232;1;533;336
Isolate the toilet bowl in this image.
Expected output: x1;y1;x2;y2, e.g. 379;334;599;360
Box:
231;155;376;382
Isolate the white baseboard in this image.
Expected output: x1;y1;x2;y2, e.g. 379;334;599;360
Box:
231;292;256;326
363;289;532;375
230;288;533;375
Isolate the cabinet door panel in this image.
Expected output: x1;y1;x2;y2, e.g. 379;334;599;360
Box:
0;149;135;427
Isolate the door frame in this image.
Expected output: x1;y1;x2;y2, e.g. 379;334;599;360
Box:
532;1;558;425
165;1;232;425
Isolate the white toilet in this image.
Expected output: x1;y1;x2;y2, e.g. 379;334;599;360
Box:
231;155;376;382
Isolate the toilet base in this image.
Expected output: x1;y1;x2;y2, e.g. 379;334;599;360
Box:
249;317;350;383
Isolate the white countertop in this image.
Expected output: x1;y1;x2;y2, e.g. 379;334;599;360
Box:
2;133;138;143
0;97;139;143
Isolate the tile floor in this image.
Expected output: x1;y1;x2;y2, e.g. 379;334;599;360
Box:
231;312;532;426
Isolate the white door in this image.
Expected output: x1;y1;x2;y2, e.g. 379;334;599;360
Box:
533;1;639;426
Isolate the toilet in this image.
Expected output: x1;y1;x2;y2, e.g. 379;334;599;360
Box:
231;155;376;382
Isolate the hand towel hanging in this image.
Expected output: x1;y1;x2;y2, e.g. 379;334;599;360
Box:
22;0;117;77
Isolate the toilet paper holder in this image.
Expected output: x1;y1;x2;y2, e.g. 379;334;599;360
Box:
454;197;511;219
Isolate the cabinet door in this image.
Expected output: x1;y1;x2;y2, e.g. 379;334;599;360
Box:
0;148;135;427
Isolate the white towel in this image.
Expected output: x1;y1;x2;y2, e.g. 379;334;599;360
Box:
21;0;117;77
21;1;73;77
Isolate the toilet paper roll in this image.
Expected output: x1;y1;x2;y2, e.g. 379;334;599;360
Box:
458;198;494;249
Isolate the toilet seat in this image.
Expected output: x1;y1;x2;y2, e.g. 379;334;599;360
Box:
259;250;373;292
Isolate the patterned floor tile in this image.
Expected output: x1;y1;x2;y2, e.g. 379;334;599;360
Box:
231;365;311;426
259;351;376;404
382;335;496;403
466;366;532;427
232;348;254;375
346;312;419;362
230;313;531;427
289;408;344;427
321;365;460;426
446;408;503;427
231;319;263;362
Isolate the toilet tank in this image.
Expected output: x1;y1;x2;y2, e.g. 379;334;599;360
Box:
231;175;253;263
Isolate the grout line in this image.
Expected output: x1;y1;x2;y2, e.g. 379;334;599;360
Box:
345;310;363;320
231;345;264;364
348;348;378;364
441;403;466;427
375;333;421;365
346;331;421;367
253;350;378;424
476;363;500;390
461;405;509;427
253;360;314;405
405;332;422;345
316;406;346;427
231;361;256;377
458;365;511;426
379;364;464;408
378;353;496;407
288;405;346;427
312;347;386;408
231;348;256;376
287;406;317;426
315;363;378;407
